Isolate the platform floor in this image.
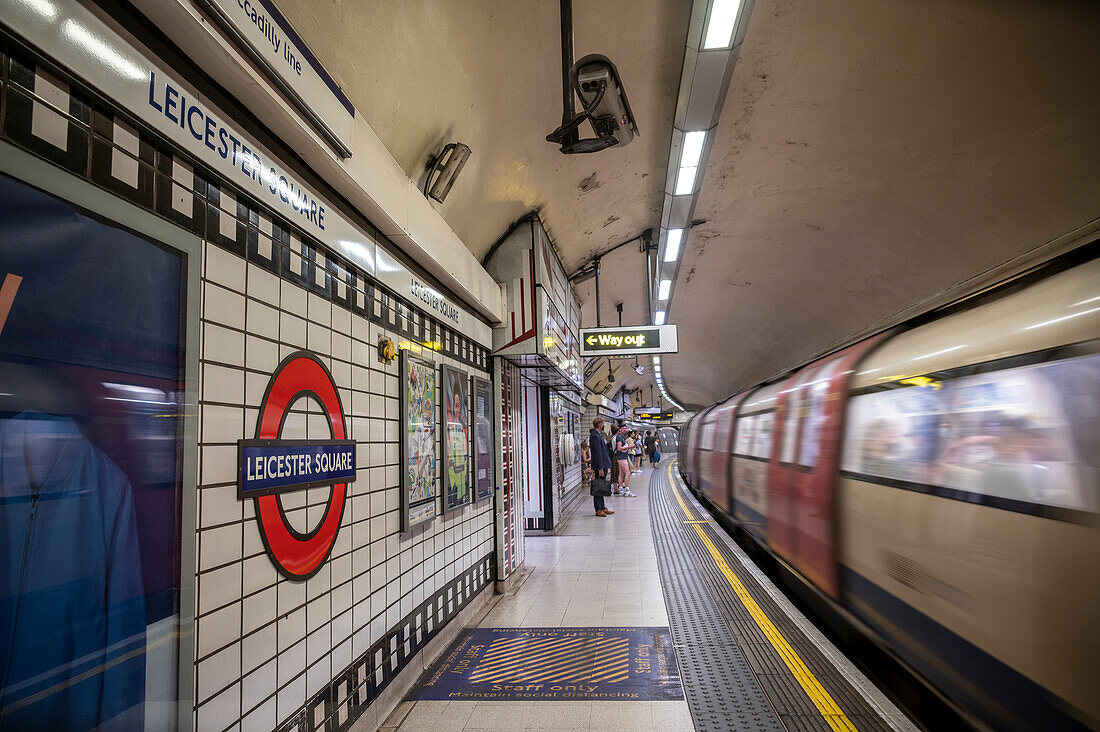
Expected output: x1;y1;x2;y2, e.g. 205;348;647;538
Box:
389;464;917;731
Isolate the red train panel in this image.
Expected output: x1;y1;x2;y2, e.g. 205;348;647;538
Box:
698;396;741;512
767;337;886;597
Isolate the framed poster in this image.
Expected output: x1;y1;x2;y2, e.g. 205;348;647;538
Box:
400;350;438;530
0;147;200;731
442;364;472;511
472;376;494;502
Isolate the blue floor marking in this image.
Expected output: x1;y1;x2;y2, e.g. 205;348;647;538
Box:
407;626;684;701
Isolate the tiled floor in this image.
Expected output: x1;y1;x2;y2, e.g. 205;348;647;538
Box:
393;466;693;731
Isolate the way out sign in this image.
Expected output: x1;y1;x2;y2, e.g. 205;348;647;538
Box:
579;324;678;357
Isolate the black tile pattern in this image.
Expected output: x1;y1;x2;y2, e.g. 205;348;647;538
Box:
0;42;491;374
0;36;497;732
276;554;494;732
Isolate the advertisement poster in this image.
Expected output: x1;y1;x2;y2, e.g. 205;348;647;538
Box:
0;172;185;729
442;364;471;512
472;376;494;502
400;350;438;530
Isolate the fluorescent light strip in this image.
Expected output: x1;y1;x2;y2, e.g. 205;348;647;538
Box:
657;280;672;300
674;166;697;196
703;0;743;50
681;131;706;168
655;310;666;325
663;230;682;263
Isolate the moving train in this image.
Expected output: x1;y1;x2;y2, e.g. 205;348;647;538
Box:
679;251;1099;731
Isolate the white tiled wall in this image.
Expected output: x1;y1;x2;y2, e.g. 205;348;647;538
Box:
195;241;494;731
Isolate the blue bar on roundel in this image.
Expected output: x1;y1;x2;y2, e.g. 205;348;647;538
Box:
237;440;356;498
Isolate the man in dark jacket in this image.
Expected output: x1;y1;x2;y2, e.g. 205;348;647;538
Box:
644;431;658;464
588;418;614;517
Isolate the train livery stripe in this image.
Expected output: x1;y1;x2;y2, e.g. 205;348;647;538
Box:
839;471;1095;525
842;568;1091;732
667;465;859;732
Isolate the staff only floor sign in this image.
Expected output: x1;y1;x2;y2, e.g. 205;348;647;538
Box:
408;627;683;701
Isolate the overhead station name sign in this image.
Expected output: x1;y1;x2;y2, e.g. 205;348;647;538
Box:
579;324;678;357
198;0;356;156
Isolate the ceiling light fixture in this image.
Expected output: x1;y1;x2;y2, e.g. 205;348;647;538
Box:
703;0;744;50
674;166;697;196
663;229;682;263
680;131;706;168
648;0;755;415
423;142;472;203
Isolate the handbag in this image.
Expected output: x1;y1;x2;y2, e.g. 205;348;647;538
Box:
590;476;612;496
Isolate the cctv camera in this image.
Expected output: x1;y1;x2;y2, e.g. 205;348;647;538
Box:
634;365;645;375
546;54;639;154
573;55;637;148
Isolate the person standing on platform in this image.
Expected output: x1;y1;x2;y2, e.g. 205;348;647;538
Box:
588;418;614;516
608;428;620;494
613;424;636;497
644;430;657;465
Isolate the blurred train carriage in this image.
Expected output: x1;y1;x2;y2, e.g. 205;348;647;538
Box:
680;252;1100;731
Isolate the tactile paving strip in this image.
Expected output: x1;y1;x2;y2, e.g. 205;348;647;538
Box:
650;473;784;732
663;469;910;732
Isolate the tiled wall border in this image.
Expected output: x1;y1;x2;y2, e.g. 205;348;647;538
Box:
0;35;498;732
0;36;491;372
277;554;493;732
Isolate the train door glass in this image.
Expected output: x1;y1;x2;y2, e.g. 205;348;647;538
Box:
798;360;841;469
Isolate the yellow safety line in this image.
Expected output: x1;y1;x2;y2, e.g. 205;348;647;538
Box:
664;464;858;732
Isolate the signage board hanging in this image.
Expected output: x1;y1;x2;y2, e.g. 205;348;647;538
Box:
636;410;674;420
579;324;678;357
197;0;356;157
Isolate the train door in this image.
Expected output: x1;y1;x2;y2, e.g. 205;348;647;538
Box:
688;406;714;487
790;337;886;597
731;383;777;542
767;370;810;565
700;398;738;512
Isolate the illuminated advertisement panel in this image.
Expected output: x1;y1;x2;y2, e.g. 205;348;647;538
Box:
442;364;471;512
400;350;437;530
472;376;494;502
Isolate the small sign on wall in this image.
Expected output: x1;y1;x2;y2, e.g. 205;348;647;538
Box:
238;439;355;498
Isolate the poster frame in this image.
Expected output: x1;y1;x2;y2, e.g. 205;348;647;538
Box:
441;363;472;513
471;374;495;503
399;349;439;531
0;140;201;730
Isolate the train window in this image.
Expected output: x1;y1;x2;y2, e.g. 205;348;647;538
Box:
781;393;801;465
734;413;756;455
753;412;775;459
841;352;1100;513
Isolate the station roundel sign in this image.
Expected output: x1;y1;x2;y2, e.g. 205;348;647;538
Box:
251;351;350;581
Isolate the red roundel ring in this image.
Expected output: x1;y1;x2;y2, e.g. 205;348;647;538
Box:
254;352;347;580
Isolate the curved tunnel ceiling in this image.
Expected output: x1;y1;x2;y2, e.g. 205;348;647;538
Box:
276;0;1099;410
